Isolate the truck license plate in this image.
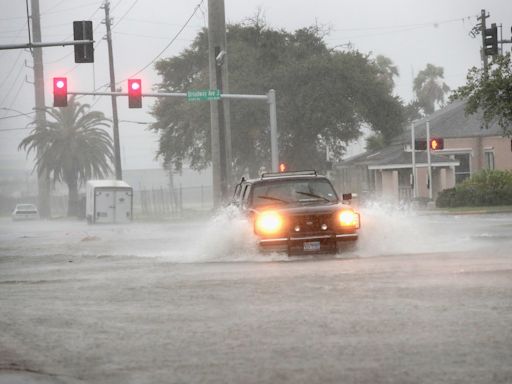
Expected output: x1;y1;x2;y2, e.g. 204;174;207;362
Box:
303;241;321;251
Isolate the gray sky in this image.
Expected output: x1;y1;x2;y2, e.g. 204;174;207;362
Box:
1;0;510;171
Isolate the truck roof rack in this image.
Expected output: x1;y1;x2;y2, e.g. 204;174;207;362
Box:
260;170;317;179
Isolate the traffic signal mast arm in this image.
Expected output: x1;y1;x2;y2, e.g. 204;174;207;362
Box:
0;40;93;51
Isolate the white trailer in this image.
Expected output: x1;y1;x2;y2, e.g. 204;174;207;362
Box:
86;180;133;224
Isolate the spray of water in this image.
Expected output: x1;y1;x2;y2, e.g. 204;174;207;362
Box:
1;200;506;262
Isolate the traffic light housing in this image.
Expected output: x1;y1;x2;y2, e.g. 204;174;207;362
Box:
73;21;94;63
484;23;498;56
414;139;427;151
53;77;68;107
128;79;142;108
429;138;444;150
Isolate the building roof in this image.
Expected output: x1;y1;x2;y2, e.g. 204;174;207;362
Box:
339;142;458;170
338;100;504;170
404;100;503;140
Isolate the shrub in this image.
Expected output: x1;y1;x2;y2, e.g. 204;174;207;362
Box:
436;170;512;208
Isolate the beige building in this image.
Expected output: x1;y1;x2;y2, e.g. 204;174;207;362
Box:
335;101;512;203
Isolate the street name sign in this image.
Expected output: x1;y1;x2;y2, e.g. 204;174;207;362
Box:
187;89;220;101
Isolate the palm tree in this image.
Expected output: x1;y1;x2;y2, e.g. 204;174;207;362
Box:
375;55;399;91
413;63;450;115
19;96;114;217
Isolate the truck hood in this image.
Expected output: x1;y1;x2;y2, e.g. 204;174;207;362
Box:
253;202;352;216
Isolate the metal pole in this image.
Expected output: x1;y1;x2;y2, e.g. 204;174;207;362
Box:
215;46;228;201
268;89;279;172
411;122;417;199
480;9;488;71
426;121;433;200
0;40;94;50
104;1;122;180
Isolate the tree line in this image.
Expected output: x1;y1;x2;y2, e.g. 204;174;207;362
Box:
19;19;511;216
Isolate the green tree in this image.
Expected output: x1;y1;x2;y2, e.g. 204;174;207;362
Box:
151;22;405;177
413;63;450;115
19;96;114;217
374;54;399;92
451;53;512;136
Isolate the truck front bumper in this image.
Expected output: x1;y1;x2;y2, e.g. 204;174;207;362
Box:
259;233;358;254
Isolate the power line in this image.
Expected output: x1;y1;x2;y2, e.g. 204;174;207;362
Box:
0;111;35;120
0;126;31;132
0;50;26;89
331;15;475;32
40;1;100;16
327;16;477;43
113;30;195;41
112;0;140;29
0;64;26;106
126;0;205;81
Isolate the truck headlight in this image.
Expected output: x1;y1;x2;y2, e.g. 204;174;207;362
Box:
255;211;284;235
337;210;360;228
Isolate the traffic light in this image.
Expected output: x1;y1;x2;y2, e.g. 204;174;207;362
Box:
53;77;68;107
429;138;444;150
128;79;142;108
73;21;94;63
279;162;287;172
414;139;427;151
484;23;498;56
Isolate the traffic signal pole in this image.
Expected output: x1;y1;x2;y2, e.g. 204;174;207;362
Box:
426;121;433;200
479;9;489;71
66;88;280;176
410;122;417;199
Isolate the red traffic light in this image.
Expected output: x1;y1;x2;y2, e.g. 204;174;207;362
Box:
128;79;142;108
429;138;444;150
53;77;68;107
279;163;287;172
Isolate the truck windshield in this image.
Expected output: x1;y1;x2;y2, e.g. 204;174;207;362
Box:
252;179;338;207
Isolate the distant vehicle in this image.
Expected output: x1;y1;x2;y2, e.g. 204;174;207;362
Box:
86;180;133;224
12;203;39;221
231;170;360;255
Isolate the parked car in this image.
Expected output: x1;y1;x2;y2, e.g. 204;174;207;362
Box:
231;170;360;255
12;203;39;221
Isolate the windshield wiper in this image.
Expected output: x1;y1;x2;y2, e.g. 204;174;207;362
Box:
256;195;290;204
296;191;330;202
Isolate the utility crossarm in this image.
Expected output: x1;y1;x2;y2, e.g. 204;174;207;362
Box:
0;40;93;51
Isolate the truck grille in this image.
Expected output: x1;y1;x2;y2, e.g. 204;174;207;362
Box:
289;214;333;233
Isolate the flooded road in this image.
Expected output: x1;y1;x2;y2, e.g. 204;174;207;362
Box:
1;210;511;383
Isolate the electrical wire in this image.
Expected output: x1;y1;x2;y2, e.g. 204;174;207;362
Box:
112;0;140;29
40;1;100;16
330;15;475;32
125;0;205;81
0;50;25;89
0;64;26;106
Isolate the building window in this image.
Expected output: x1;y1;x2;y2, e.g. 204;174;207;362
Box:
484;151;495;170
453;153;471;184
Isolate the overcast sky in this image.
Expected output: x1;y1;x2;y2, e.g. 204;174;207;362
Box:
1;0;511;171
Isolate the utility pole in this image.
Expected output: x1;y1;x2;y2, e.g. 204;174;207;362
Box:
208;0;231;207
478;9;489;71
30;0;51;218
102;0;122;180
